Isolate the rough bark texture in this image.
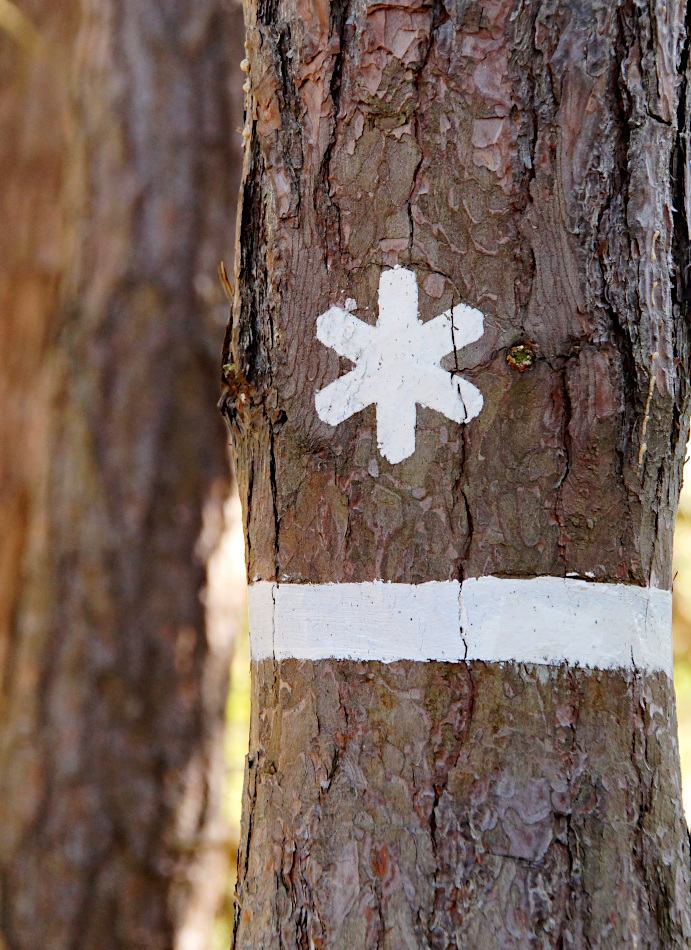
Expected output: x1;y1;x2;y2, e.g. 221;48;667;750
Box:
224;0;691;946
238;662;687;948
0;3;243;947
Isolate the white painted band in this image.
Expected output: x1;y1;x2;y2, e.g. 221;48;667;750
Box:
248;577;673;676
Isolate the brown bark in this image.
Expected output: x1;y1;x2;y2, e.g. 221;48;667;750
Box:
224;0;691;946
0;3;244;947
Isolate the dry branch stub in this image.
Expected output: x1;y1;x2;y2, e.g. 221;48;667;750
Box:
223;0;691;945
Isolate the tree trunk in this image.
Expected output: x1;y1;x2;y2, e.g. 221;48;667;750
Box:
224;0;691;946
0;3;244;947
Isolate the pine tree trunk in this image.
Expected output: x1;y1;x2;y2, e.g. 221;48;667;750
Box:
0;3;244;947
225;0;691;946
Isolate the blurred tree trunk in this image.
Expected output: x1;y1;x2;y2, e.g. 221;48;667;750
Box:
225;0;691;946
0;2;244;948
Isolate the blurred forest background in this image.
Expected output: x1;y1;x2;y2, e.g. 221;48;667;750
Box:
0;1;247;947
2;2;691;949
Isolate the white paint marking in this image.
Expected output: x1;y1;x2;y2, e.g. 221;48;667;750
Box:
248;577;672;676
315;266;485;464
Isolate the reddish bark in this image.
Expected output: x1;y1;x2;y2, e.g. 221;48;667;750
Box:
224;0;691;945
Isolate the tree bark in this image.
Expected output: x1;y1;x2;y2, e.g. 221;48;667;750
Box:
0;3;244;947
225;0;691;946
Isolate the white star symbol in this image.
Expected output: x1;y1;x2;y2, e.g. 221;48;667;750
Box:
315;266;485;464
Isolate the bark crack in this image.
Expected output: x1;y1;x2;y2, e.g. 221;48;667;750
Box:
553;365;572;572
406;10;438;262
317;0;350;266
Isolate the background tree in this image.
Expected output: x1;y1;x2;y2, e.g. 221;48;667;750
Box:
0;2;243;947
224;0;691;946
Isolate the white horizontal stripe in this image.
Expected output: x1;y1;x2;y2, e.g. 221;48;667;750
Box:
247;577;672;676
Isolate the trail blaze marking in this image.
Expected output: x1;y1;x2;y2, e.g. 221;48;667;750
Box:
315;266;485;463
248;578;672;675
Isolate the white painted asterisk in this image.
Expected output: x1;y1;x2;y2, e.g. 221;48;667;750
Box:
315;266;485;464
